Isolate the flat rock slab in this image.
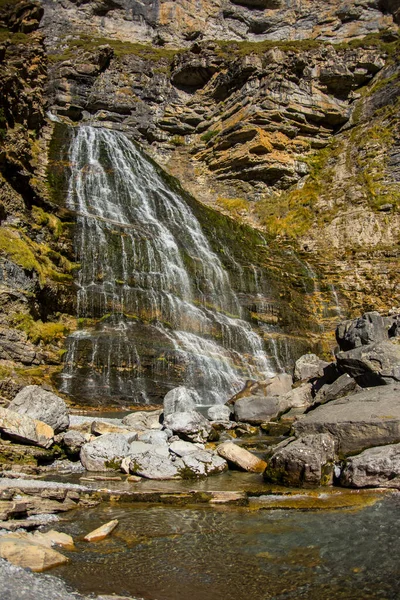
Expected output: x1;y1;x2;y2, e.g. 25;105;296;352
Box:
217;442;267;473
0;407;54;448
294;385;400;456
0;536;68;572
84;519;118;542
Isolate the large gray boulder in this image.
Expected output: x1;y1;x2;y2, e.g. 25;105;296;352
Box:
336;311;399;351
138;430;169;445
8;386;69;434
281;383;313;409
130;450;184;480
313;373;359;406
207;405;231;421
340;443;400;489
234;396;285;424
336;340;400;386
294;354;330;382
80;433;136;471
164;411;212;443
180;449;228;477
0;406;54;448
122;409;162;432
163;386;197;417
265;373;293;396
264;433;336;487
294;386;400;456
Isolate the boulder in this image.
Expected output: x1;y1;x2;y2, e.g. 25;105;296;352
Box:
163;386;197;417
169;440;205;456
8;386;69;434
294;386;400;456
122;409;162;431
63;430;86;457
313;373;359;406
294;354;330;382
0;537;68;572
84;519;118;542
336;340;400;386
264;433;336;487
138;430;169;445
234;396;284;424
0;407;54;448
217;441;267;473
207;405;231;421
281;383;313;409
80;433;135;471
180;449;228;477
265;373;293;396
340;443;400;489
336;311;397;351
91;421;131;436
164;410;212;443
129;450;184;480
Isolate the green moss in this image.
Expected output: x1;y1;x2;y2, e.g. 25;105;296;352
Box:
170;135;185;147
0;27;32;45
215;38;322;60
200;130;220;143
13;313;71;344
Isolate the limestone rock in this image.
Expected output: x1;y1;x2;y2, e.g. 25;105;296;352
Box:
63;430;86;456
129;450;184;480
294;386;400;456
0;407;54;448
80;433;136;471
122;409;162;432
234;396;284;424
180;450;228;477
207;405;231;421
340;443;400;489
91;421;131;436
265;373;293;396
163;386;197;416
217;441;267;473
336;340;400;386
164;410;212;443
169;440;205;456
84;519;118;542
264;433;336;487
281;383;313;409
0;537;68;572
8;386;69;434
294;354;330;382
336;311;399;351
138;430;169;445
313;373;359;406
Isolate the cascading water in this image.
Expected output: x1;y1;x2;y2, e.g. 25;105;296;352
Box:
60;126;275;405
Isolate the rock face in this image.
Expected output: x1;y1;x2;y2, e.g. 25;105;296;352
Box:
340;443;400;489
294;386;400;457
8;386;69;433
336;340;400;386
336;311;399;351
80;433;136;471
0;407;54;448
264;434;336;487
217;441;267;473
163;411;212;443
163;387;197;417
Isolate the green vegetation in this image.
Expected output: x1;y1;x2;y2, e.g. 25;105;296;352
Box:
170;135;185;147
216;196;250;216
215;38;322;61
0;26;31;45
12;312;72;345
48;34;183;63
200;130;220;143
32;206;63;240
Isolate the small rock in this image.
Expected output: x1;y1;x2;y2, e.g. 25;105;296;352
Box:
217;442;267;473
313;373;359;406
84;519;119;542
234;396;284;425
340;443;400;489
63;430;86;457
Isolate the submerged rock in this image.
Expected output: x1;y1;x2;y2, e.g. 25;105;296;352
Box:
341;443;400;489
264;433;336;487
217;442;267;473
294;386;400;456
0;407;54;448
8;386;69;434
84;519;119;542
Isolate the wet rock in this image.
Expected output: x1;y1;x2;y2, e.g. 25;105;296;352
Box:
63;430;86;457
84;519;119;542
0;537;68;572
163;386;196;417
264;433;336;487
294;386;400;456
340;443;400;488
8;386;69;434
122;409;163;432
234;396;284;425
164;411;212;443
80;433;136;471
207;405;231;421
313;373;359;406
0;407;54;449
294;354;330;382
336;340;400;386
217;441;267;473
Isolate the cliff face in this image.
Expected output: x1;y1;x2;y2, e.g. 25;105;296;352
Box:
0;0;399;403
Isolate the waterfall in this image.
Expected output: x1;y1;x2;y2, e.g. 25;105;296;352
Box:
60;126;275;405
